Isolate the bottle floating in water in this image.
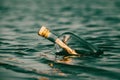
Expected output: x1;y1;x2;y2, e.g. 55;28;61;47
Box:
38;26;103;57
38;26;79;56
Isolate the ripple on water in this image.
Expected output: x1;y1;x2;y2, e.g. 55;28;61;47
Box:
0;0;120;80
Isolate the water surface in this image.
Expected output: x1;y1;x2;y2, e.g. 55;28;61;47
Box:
0;0;120;80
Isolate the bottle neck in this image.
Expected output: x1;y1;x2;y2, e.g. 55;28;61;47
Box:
47;33;58;43
38;26;58;43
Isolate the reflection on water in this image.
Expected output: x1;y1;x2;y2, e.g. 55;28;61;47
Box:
0;0;120;80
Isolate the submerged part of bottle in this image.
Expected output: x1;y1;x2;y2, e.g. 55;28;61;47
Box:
55;32;103;56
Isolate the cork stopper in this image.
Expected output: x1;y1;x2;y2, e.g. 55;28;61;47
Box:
38;26;50;38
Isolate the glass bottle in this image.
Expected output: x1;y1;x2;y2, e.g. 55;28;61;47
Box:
38;26;103;57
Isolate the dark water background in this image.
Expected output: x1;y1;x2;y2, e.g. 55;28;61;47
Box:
0;0;120;80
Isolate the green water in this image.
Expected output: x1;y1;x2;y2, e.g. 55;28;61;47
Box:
0;0;120;80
